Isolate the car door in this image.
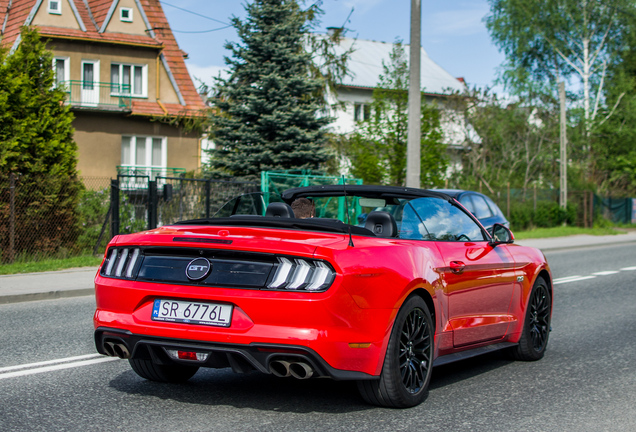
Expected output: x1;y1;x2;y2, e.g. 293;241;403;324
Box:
403;197;516;347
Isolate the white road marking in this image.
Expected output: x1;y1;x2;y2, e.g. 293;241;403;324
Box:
554;276;597;285
592;271;620;276
0;353;103;373
621;266;636;271
0;355;120;380
554;275;584;283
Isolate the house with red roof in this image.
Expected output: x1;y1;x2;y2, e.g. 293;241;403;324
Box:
0;0;207;180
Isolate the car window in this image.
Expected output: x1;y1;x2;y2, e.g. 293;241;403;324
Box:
399;197;486;241
471;195;493;219
459;195;475;213
484;195;503;217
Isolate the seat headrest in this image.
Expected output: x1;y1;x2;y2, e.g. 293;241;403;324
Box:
265;202;295;218
365;211;398;238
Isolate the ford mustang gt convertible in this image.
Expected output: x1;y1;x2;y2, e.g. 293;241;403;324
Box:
94;185;552;408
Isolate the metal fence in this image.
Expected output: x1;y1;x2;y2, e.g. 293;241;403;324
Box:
110;176;260;237
0;174;111;264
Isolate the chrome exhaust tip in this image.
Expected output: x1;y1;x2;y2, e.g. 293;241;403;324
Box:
289;362;314;380
112;343;131;359
269;360;292;377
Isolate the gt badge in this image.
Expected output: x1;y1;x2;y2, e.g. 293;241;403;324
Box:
186;258;211;281
517;276;524;282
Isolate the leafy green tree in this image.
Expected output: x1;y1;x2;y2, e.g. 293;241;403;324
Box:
486;0;631;130
344;41;447;187
445;89;560;194
208;0;348;180
0;26;81;261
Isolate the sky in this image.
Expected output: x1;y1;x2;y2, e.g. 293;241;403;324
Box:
159;0;506;91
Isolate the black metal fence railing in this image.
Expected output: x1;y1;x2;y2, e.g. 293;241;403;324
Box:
2;173;634;265
110;177;260;237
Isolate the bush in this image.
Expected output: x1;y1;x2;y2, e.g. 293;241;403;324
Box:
509;200;577;231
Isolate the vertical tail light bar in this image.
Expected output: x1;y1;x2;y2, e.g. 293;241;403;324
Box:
102;247;141;279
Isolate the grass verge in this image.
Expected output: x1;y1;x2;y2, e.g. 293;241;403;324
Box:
513;226;624;240
0;255;103;276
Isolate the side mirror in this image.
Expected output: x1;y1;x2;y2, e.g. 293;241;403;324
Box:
489;223;514;246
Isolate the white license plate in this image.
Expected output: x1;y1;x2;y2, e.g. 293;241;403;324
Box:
152;299;233;327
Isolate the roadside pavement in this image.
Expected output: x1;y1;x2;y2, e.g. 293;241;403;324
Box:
2;230;636;305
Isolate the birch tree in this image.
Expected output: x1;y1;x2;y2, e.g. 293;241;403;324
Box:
486;0;631;133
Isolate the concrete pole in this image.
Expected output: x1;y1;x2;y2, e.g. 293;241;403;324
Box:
406;0;421;188
559;81;567;210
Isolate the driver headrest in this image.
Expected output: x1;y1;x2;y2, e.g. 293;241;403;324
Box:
265;202;295;218
365;211;398;238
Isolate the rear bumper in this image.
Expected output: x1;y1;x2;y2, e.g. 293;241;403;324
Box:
95;327;376;380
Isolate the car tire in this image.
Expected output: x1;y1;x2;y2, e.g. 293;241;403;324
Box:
357;295;434;408
129;359;199;383
510;276;551;361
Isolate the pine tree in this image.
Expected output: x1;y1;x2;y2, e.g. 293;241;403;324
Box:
0;26;81;260
208;0;333;180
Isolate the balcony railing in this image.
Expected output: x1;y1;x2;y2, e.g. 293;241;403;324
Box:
58;81;133;111
117;166;186;189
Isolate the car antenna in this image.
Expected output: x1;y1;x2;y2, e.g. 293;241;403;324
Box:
342;176;354;247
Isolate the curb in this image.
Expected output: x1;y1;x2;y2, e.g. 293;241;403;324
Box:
0;288;95;305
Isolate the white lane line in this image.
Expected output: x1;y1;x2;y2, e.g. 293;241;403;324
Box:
0;353;103;373
0;357;120;380
592;271;620;276
621;266;636;271
554;275;597;285
554;275;584;283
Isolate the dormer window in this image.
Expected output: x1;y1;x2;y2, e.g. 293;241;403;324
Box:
120;7;133;22
48;0;61;14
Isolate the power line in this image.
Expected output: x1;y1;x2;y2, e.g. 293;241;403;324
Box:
160;1;230;26
172;25;233;34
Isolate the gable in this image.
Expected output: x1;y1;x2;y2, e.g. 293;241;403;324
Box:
101;0;147;35
31;0;83;30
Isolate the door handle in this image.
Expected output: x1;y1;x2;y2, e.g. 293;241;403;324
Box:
450;261;465;274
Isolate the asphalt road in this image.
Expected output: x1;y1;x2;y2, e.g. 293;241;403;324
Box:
1;244;635;431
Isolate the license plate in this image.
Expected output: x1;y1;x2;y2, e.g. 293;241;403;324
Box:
152;299;233;327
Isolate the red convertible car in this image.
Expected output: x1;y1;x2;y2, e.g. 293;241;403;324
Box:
94;185;552;408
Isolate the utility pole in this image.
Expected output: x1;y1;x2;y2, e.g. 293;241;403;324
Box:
406;0;421;188
559;81;567;211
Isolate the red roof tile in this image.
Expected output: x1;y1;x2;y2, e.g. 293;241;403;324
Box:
38;25;162;47
86;0;111;30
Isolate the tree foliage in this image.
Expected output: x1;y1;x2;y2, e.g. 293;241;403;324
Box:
343;41;447;187
486;0;633;130
445;89;560;194
207;0;349;180
0;27;81;260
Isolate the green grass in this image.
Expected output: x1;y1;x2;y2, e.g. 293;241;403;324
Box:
0;254;103;275
513;226;624;240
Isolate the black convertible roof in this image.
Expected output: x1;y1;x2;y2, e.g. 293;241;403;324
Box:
282;185;453;202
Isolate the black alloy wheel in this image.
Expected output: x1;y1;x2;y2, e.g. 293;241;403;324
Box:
511;276;551;361
399;307;431;394
357;295;434;408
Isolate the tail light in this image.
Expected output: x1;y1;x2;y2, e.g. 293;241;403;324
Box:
101;247;142;279
267;257;335;292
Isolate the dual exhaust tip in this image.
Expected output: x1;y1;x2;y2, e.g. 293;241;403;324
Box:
269;359;314;379
102;340;131;359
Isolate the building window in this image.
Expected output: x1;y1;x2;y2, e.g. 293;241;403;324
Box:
354;103;371;122
53;57;69;88
48;0;61;14
121;136;167;169
120;7;133;22
110;63;147;97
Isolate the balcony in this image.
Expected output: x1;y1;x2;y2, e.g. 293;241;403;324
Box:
59;81;133;111
117;166;186;189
